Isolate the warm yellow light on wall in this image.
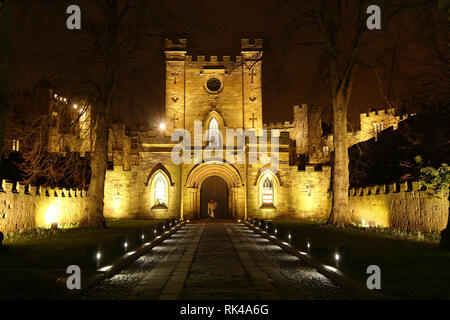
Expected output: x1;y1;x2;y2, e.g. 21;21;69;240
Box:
44;203;60;226
114;198;121;209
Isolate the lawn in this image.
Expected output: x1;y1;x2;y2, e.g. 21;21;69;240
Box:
268;219;450;299
0;219;163;299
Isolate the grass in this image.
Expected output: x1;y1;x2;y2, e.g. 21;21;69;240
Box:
0;219;163;299
267;219;450;300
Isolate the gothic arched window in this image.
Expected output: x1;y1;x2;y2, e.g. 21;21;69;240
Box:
208;118;220;144
262;177;274;205
154;174;167;205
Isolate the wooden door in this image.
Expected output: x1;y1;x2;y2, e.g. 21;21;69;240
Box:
200;176;229;219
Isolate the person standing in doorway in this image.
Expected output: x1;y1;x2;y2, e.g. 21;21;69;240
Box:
208;199;218;219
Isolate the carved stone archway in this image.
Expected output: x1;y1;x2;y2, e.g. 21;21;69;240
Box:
185;160;243;219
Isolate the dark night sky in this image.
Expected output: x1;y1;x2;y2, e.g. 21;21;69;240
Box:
8;0;449;129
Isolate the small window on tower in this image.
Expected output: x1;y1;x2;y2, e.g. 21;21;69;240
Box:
208;118;220;144
323;146;329;154
131;137;138;149
206;78;221;92
373;123;384;134
12;139;19;152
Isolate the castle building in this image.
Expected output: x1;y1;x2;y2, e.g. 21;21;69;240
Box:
17;39;411;221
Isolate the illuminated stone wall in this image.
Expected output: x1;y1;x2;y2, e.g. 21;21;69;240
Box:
5;38;445;237
349;181;448;232
0;180;86;235
103;151;182;220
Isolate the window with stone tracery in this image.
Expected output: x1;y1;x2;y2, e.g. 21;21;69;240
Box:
208;118;220;144
262;177;274;205
154;174;167;205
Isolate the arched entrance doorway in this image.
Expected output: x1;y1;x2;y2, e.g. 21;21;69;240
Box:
200;175;229;219
184;160;243;220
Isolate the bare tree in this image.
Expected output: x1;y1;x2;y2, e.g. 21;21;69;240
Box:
5;85;92;188
10;0;195;228
67;0;189;228
271;0;444;225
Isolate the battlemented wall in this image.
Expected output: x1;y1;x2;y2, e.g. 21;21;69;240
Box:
320;108;413;160
0;180;87;235
349;181;448;232
3;38;445;238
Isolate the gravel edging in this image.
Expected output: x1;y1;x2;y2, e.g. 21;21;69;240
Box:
71;221;186;299
245;221;401;300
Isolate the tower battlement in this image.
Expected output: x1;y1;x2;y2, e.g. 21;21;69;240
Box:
361;107;397;119
165;38;187;50
241;38;263;50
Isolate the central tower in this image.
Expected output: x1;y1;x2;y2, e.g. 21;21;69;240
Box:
164;38;263;136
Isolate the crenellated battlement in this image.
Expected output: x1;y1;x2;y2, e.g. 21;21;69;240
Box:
361;107;397;118
165;38;187;50
349;180;429;197
0;179;88;234
185;55;242;62
0;179;86;197
241;38;263;51
349;180;447;232
296;164;331;173
264;121;294;129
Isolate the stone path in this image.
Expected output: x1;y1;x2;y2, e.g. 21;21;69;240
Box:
81;222;355;300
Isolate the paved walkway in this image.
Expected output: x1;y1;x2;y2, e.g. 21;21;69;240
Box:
81;223;354;300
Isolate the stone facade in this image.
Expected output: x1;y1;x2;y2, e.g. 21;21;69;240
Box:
2;38;446;235
265;106;414;164
97;39;334;221
349;182;448;232
0;180;86;234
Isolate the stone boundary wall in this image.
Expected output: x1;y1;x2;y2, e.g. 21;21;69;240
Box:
349;181;448;232
0;180;87;234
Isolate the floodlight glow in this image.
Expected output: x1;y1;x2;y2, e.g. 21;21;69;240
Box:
335;253;340;261
98;265;112;272
324;265;338;272
159;123;166;130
